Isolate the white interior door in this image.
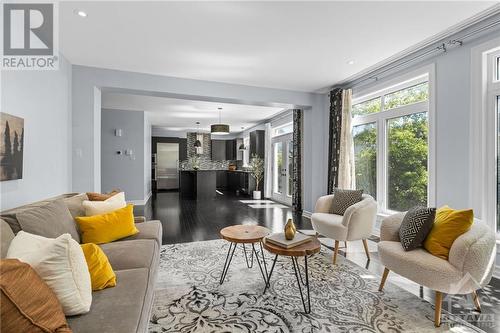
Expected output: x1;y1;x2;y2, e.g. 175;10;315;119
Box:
272;134;292;206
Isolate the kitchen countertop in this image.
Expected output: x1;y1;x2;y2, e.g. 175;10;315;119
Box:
181;169;251;173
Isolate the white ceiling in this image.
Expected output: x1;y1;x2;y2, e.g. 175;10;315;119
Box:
101;92;285;132
60;1;496;92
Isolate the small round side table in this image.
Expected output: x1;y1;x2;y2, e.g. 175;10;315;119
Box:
262;236;321;314
219;225;270;285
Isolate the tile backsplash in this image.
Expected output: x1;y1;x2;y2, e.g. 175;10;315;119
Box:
180;159;236;170
186;133;211;159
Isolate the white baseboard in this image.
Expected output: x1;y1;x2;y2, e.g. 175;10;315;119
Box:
128;191;152;206
302;210;312;219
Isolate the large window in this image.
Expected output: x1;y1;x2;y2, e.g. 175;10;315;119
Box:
497;95;500;232
492;53;500;233
353;123;377;199
471;43;500;236
352;70;433;212
387;112;428;211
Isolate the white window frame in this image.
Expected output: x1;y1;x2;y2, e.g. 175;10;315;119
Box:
470;37;500;237
352;64;436;214
272;121;293;138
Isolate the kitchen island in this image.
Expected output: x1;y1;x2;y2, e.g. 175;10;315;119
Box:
179;170;217;200
179;169;255;200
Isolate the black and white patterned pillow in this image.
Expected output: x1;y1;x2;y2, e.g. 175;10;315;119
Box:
399;206;436;251
330;189;364;215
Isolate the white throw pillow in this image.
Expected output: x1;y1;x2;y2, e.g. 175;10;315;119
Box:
6;231;92;316
82;191;126;216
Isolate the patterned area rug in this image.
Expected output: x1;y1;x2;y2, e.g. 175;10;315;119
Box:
149;239;484;333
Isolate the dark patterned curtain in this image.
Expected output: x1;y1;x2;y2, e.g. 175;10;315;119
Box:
327;88;343;194
292;109;303;212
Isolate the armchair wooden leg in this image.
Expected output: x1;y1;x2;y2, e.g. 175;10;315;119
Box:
472;291;481;312
333;240;340;264
362;239;370;261
378;268;390;291
435;291;443;327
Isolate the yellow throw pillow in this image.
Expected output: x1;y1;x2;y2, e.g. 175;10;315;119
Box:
76;204;138;244
423;205;473;260
80;243;116;291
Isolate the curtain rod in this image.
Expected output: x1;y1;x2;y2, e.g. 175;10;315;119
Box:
341;17;500;90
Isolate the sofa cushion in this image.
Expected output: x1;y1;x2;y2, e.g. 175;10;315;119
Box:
423;206;474;260
100;239;158;271
330;189;363;215
7;232;92;316
82;192;126;216
1;200;53;234
399;206;435;251
76;205;138;244
1;219;15;259
378;241;463;293
119;220;162;246
67;268;151;333
0;259;72;333
15;200;80;243
63;193;88;219
81;243;116;291
86;190;120;202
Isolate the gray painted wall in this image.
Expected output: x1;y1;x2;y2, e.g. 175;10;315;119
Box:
101;109;146;202
144;113;152;200
71;66;328;212
1;55;72;210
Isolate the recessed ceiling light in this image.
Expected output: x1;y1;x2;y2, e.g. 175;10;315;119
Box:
74;9;87;17
347;60;355;65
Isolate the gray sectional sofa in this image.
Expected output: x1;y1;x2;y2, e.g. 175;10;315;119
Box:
0;193;162;333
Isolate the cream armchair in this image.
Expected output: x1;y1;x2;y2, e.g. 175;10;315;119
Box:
377;213;496;327
311;194;377;264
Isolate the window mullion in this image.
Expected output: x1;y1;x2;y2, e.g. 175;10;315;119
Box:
376;117;386;211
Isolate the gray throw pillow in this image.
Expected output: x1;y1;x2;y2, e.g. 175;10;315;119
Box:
63;193;88;219
330;189;363;215
16;200;80;243
399;206;436;251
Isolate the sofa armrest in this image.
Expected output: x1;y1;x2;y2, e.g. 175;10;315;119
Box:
449;221;496;287
314;195;335;214
380;212;405;242
134;216;146;223
342;196;377;240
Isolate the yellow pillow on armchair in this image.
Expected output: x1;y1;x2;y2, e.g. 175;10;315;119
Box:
76;204;138;244
423;205;473;260
81;243;116;291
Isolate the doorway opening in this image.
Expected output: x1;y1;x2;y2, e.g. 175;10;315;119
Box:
271;123;293;206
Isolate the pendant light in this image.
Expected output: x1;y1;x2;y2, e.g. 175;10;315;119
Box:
194;122;202;148
211;107;230;135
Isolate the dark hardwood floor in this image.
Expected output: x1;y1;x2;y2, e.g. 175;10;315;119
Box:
141;191;310;245
138;191;500;332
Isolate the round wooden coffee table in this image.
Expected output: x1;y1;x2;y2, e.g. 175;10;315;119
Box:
219;225;270;285
262;236;321;314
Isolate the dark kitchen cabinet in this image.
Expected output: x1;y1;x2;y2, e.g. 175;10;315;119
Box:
216;171;228;190
179;138;187;161
250;130;265;159
225;139;236;160
211;140;226;161
227;172;240;191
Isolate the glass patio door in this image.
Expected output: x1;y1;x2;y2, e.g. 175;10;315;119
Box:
272;133;293;206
